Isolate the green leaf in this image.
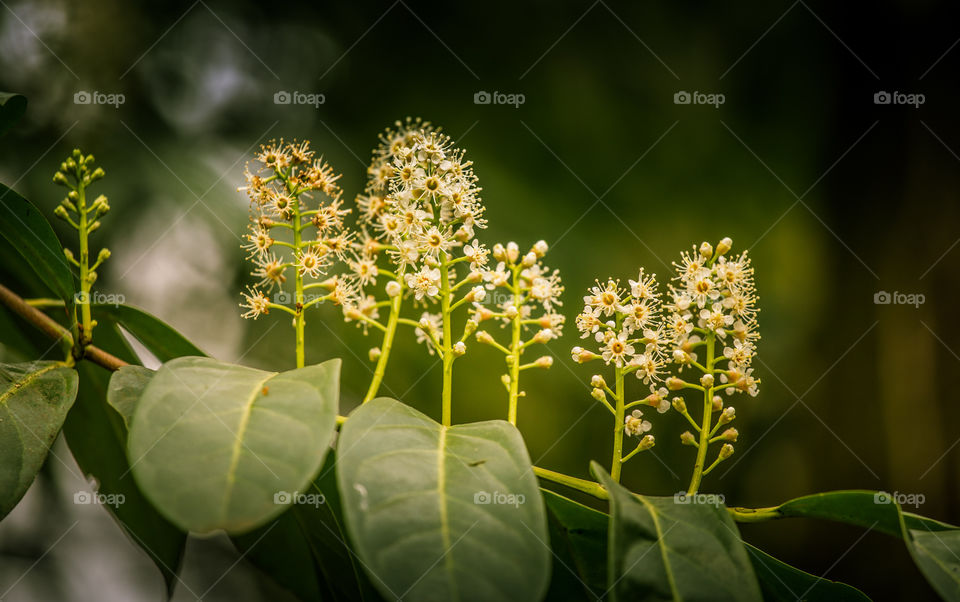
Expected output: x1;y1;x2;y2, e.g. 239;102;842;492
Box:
106;365;153;429
0;183;75;301
92;303;206;361
543;489;608;601
235;451;377;602
336;397;551;602
64;360;186;596
739;491;959;601
127;356;340;534
592;462;763;602
744;542;870;601
0;92;27;137
0;361;78;518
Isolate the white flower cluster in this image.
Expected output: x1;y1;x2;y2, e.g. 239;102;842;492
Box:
666;237;759;396
239;139;356;319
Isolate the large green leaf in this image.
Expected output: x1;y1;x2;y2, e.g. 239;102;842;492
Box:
0;183;75;301
92;303;206;361
235;451;377;601
0;92;26;137
64;360;186;596
0;361;78;517
543;489;608;601
127;357;340;534
106;365;153;429
593;463;762;602
744;542;870;601
337;397;551;602
733;491;959;601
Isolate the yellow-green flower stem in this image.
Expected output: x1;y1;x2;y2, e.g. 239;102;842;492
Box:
439;250;454;426
610;363;626;483
364;292;402;402
507;265;523;425
75;182;93;352
278;168;307;369
532;466;610;500
687;330;716;494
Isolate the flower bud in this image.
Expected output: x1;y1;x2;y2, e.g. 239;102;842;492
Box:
52;172;69;186
506;242;519;263
492;243;506;261
719;443;735;460
522;251;537;267
591;388;606;402
532;329;552;344
476;331;495;345
700;373;715;387
719;428;738;442
418;316;433;330
467;270;483;283
500;374;511;389
504;306;519;319
590;374;606;388
90;167;105;181
699;241;713;259
533;240;548;257
386;280;402;297
719;406;736;424
368;347;382;362
672;397;687;413
63;248;75;261
469;286;486;302
538;314;554;328
572;347;599;363
463;319;479;337
712;395;723;412
452;341;466;356
475;306;495;322
666;376;685;391
534;356;553;369
716;237;733;255
96;248;111;263
53;205;69;221
638;434;656;451
680;431;697;446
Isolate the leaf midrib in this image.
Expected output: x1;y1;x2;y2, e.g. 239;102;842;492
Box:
0;362;60;407
221;371;275;518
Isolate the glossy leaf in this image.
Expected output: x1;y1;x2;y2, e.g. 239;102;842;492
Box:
0;361;78;518
127;357;340;534
593;463;762;602
741;490;959;601
236;451;376;601
337;397;551;602
106;365;153;429
0;92;26;137
93;303;206;361
64;361;185;595
543;489;608;601
744;542;870;601
0;183;75;301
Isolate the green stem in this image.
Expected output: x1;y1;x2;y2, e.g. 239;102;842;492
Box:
533;466;609;500
364;293;402;402
507;267;522;425
76;183;93;350
291;186;305;369
610;364;625;483
439;250;453;426
687;331;716;494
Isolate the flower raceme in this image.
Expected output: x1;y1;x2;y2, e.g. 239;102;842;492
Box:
571;237;760;489
473;240;565;424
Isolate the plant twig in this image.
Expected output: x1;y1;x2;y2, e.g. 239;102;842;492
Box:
0;283;128;371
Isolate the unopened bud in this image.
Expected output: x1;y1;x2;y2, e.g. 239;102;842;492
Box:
700;373;715;387
504;306;519;319
54;205;69;220
699;241;713;259
672;397;687;413
591;388;606;402
538;314;554;328
95;248;111;263
719;406;736;424
475;306;495;322
452;341;466;356
63;248;75;261
469;286;486;302
572;347;599;363
386;280;402;297
522;251;536;267
532;329;552;344
90;167;105;181
716;237;733;255
712;395;723;412
368;347;382;362
467;270;482;283
53;172;69;186
534;356;553;369
463;319;478;337
719;443;735;460
492;243;506;261
506;242;519;263
533;240;548;257
666;376;685;391
680;431;697;446
87;220;101;234
638;434;655;451
719;428;738;442
418;317;433;330
590;374;606;388
476;331;495;345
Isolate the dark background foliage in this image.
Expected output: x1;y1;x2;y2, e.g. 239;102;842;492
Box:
1;0;959;599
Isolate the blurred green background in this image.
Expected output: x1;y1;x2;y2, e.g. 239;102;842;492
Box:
1;0;959;599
